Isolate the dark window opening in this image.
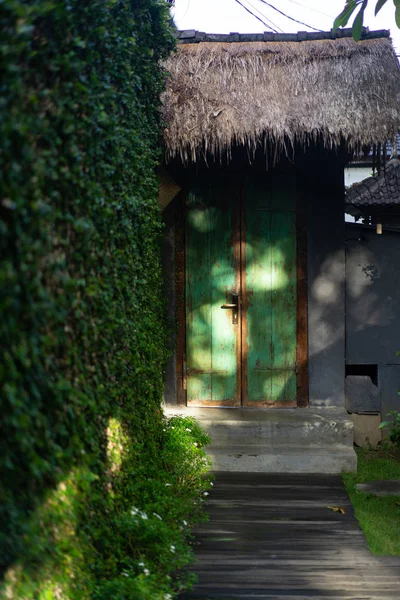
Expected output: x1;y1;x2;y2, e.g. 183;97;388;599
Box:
345;364;378;386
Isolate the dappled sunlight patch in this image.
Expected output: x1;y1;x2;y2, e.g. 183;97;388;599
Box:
90;415;212;599
312;251;345;305
247;245;290;291
186;199;218;233
2;416;213;600
3;469;97;599
106;417;127;474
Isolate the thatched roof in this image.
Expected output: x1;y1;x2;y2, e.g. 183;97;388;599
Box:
347;158;400;207
162;29;400;165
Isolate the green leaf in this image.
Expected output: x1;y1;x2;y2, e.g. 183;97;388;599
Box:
333;14;344;33
352;3;367;41
395;4;400;27
379;421;390;428
333;1;358;32
375;0;389;14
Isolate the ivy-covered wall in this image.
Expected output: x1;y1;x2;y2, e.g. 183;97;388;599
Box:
0;2;210;598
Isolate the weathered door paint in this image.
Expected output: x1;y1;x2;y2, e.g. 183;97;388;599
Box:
185;184;241;405
242;175;297;406
185;173;297;406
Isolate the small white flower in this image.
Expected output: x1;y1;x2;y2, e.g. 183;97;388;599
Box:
122;572;129;577
153;512;162;520
210;482;214;486
185;428;191;432
203;492;209;496
138;562;145;567
165;483;172;487
182;520;188;526
141;512;148;520
170;544;176;553
143;568;150;576
193;442;198;447
164;595;172;600
131;507;139;516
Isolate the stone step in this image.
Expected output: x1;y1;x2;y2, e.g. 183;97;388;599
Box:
165;407;354;447
205;445;357;474
164;407;357;473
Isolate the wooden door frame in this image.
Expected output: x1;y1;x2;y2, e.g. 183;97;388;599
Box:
296;190;309;408
175;181;309;408
175;192;186;406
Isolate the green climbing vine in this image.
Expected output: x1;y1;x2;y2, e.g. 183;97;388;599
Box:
0;1;211;598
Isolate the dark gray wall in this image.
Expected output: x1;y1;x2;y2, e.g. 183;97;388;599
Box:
302;157;346;407
346;225;400;364
345;224;400;416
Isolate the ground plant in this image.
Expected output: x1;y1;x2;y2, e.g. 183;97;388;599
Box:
380;410;400;448
0;1;212;598
343;445;400;555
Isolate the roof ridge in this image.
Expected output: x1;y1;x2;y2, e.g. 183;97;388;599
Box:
176;28;390;44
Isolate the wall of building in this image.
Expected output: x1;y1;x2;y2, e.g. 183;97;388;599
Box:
300;155;346;407
345;223;400;417
163;153;349;408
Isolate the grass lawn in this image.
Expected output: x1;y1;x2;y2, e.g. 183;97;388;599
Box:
343;444;400;555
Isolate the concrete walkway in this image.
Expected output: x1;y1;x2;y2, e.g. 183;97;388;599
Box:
181;473;400;599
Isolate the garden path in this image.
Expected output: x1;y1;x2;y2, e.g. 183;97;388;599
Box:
181;473;400;599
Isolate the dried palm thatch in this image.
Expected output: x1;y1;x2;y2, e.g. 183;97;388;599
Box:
162;35;400;164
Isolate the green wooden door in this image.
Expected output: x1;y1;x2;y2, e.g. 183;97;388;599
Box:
185;173;297;407
185;183;241;406
242;174;297;406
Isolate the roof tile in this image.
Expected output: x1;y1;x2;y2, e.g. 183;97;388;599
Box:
347;158;400;206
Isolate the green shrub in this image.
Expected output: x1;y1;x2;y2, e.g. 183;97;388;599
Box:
0;1;212;598
2;416;213;598
380;411;400;449
163;416;213;496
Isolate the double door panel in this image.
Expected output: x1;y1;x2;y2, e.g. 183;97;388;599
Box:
185;174;297;407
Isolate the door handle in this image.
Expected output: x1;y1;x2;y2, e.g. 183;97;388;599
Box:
221;293;239;324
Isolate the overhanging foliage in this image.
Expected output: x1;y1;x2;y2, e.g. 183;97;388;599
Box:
334;0;400;40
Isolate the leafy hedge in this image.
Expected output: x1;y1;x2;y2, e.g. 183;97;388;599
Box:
0;1;211;598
